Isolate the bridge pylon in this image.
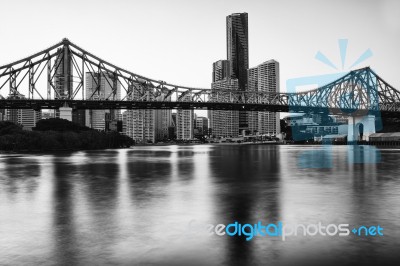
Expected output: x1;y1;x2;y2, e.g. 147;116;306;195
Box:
347;115;376;142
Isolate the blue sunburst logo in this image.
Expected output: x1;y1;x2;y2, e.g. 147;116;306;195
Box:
315;39;373;71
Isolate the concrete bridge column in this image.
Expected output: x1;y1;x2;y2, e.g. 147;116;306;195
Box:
59;107;72;121
347;115;376;142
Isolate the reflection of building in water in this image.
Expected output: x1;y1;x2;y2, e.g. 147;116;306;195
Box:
347;145;380;164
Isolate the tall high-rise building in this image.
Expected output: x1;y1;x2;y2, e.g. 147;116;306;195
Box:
122;111;128;136
176;94;194;140
17;109;42;130
53;48;74;120
209;72;239;138
127;108;156;143
54;48;85;125
155;108;172;141
54;48;73;100
126;81;156;143
212;60;230;82
257;60;280;135
125;83;173;143
210;60;240;138
227;12;249;131
227;13;249;87
5;95;41;130
85;72;121;131
6;109;18;124
0;109;5;121
72;110;86;127
194;116;209;136
247;66;258;134
171;113;177;138
41;111;56;120
247;59;280;135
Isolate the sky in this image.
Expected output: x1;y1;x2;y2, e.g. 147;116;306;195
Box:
0;0;399;93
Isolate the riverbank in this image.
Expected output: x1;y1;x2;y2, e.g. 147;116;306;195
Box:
135;140;400;147
0;120;134;152
133;140;283;146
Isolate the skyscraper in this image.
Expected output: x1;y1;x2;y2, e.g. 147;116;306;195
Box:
125;82;172;143
257;60;280;135
226;12;249;131
194;116;209;137
72;110;86;127
127;107;156;143
54;48;73;100
122;111;128;136
212;60;230;82
17;109;42;130
210;61;239;138
5;109;41;130
171;113;177;139
5;95;41;130
0;109;6;121
176;94;194;140
155;106;173;141
210;79;239;138
53;48;75;121
247;59;281;135
227;13;249;88
85;72;121;131
247;66;258;134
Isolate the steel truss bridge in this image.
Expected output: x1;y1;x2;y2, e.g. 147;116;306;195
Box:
1;38;400;117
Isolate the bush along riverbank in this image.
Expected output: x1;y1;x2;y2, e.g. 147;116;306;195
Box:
0;119;134;152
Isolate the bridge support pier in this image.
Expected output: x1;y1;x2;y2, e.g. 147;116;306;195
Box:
59;107;72;121
347;115;375;142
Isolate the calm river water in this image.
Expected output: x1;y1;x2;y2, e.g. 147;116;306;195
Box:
1;145;400;266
